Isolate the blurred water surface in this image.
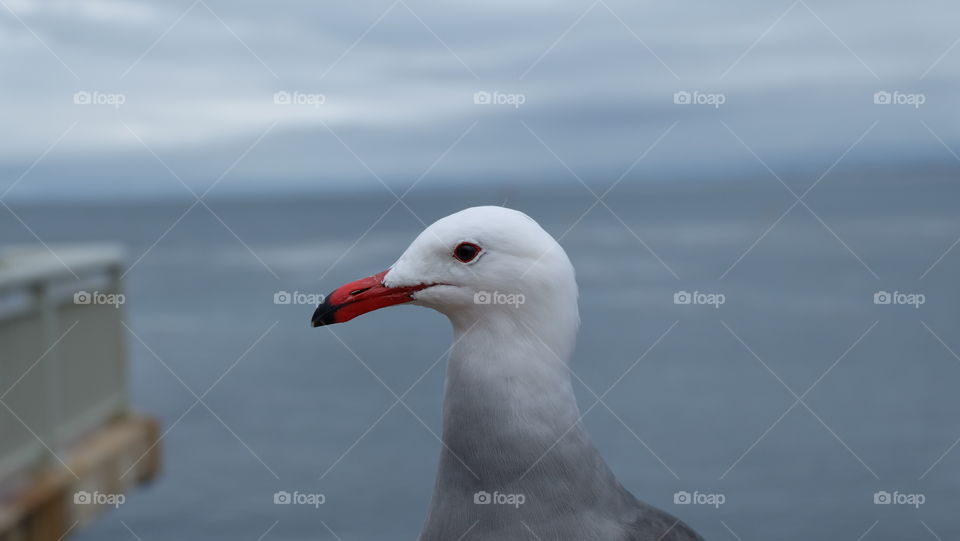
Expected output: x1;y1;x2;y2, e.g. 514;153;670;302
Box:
2;176;958;540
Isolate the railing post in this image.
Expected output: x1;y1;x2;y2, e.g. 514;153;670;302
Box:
110;262;131;417
32;279;64;470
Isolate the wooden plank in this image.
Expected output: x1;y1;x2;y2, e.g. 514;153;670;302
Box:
0;415;161;541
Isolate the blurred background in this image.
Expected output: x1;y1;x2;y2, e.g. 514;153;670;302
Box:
0;0;959;540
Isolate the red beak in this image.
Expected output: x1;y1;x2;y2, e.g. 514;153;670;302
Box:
311;269;429;327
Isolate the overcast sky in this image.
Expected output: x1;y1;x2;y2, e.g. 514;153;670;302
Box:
0;0;958;200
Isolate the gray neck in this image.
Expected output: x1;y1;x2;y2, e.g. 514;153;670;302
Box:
444;313;584;481
420;302;632;539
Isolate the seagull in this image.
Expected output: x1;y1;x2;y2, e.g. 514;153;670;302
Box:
312;206;704;541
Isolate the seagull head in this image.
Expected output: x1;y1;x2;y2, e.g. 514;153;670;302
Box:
311;206;578;328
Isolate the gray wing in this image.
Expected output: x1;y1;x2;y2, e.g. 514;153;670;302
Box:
623;500;705;541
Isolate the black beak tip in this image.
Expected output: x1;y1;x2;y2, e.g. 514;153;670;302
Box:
311;301;338;327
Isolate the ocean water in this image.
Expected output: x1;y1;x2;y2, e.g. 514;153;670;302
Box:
2;177;959;540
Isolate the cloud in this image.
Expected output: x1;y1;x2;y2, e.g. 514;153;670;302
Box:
4;0;159;23
0;0;958;200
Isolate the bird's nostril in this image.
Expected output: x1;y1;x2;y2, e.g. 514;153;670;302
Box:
349;287;371;296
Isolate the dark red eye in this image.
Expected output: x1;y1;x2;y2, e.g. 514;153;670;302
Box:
453;242;481;263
